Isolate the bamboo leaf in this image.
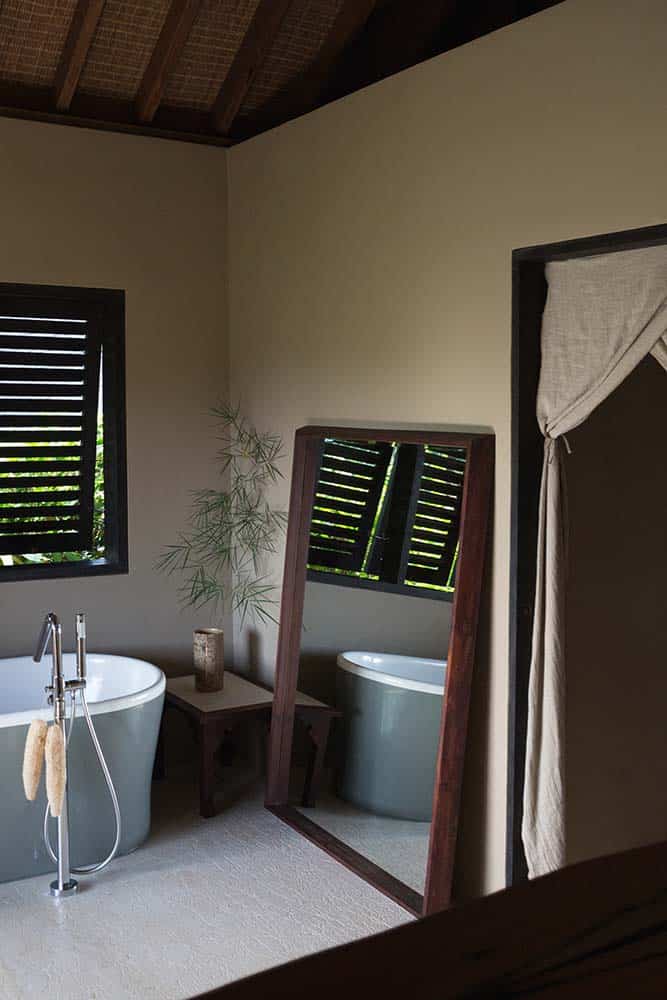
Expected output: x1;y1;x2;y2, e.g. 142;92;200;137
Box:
158;402;286;626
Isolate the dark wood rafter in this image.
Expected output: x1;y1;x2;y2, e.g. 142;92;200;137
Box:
323;0;460;104
294;0;560;131
211;0;293;136
230;0;460;141
53;0;107;112
0;81;232;147
135;0;202;123
246;0;379;130
294;0;378;108
0;0;566;145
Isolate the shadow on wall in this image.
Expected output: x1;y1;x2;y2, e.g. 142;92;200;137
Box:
243;627;265;685
566;356;667;865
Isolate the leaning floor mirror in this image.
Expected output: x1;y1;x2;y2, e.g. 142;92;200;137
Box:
266;426;494;916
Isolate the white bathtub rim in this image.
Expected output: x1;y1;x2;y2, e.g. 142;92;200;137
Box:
336;651;445;695
0;654;165;729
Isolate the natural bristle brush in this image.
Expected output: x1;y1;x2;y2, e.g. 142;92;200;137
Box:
22;719;48;801
45;725;67;818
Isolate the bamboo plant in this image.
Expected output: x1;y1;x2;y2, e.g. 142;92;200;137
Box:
158;404;286;626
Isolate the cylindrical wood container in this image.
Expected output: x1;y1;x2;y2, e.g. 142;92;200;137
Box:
193;628;225;693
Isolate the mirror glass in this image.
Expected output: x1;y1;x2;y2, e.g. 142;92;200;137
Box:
288;436;467;895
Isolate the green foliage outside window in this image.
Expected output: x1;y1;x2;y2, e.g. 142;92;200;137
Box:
0;418;105;567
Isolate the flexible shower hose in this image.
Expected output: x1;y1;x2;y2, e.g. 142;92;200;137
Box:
43;689;122;875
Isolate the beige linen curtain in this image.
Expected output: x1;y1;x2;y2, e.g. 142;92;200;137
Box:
522;244;667;879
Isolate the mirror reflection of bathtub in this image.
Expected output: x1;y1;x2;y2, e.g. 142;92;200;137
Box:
335;652;445;821
294;646;446;895
301;651;446;892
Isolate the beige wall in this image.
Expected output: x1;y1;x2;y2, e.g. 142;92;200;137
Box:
227;0;667;897
566;357;667;864
0;118;229;673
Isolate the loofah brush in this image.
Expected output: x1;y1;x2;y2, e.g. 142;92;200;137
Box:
22;719;48;801
45;725;67;818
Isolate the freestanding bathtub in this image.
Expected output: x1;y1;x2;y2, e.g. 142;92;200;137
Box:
0;653;165;884
336;651;446;822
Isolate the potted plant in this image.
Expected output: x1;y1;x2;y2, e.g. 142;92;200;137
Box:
158;403;286;691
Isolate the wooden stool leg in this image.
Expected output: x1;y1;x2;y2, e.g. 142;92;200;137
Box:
302;715;331;808
199;721;219;819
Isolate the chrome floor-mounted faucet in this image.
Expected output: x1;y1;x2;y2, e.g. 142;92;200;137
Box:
33;611;119;898
34;611;84;896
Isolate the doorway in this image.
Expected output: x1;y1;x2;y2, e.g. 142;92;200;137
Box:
508;223;667;883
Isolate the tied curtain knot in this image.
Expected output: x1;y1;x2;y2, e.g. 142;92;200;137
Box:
545;434;572;463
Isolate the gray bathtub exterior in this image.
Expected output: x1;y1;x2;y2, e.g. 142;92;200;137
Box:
336;664;443;822
1;693;163;884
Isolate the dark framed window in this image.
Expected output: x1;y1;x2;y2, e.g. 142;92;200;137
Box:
306;437;466;600
0;283;127;582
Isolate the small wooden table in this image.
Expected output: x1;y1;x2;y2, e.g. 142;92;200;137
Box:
158;672;340;818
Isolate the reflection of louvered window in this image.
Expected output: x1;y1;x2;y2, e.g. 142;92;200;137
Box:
308;438;393;573
402;446;466;591
307;439;466;599
0;285;127;578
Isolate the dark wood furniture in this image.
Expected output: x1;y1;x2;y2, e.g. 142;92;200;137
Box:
160;673;340;819
194;836;667;999
266;425;494;917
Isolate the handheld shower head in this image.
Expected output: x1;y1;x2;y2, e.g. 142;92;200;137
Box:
75;612;87;682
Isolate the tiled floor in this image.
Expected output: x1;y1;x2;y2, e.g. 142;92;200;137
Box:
0;771;411;1000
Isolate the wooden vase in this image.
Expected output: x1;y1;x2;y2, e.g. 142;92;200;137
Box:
193;628;224;693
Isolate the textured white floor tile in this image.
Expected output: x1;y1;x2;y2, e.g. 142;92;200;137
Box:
0;773;411;1000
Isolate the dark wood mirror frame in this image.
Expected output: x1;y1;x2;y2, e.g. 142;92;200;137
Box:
265;425;494;916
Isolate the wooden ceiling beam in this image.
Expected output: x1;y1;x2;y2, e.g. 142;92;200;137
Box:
211;0;293;136
273;0;379;121
0;82;231;147
135;0;202;123
53;0;106;112
227;0;378;142
323;0;460;102
325;0;540;102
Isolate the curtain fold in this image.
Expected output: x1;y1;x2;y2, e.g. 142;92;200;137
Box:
522;244;667;879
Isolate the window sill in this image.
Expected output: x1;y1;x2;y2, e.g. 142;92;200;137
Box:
0;556;128;583
306;568;453;602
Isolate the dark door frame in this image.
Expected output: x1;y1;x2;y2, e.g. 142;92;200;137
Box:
508;221;667;885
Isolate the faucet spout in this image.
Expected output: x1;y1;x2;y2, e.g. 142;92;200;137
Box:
34;612;59;664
